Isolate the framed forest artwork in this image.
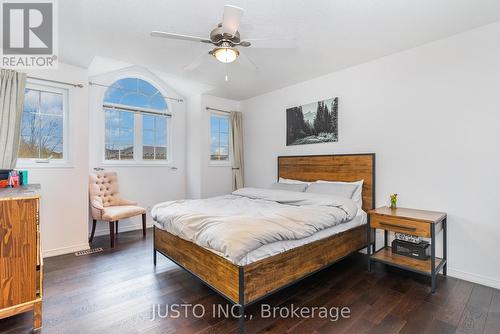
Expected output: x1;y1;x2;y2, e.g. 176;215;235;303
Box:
286;97;338;146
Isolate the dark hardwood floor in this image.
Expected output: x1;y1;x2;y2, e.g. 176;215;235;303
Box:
1;228;499;334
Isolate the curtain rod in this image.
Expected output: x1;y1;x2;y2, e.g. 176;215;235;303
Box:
27;76;84;88
103;103;171;117
206;106;231;114
88;81;184;103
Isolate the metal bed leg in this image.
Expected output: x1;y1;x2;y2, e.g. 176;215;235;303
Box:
238;266;245;333
367;223;372;272
153;226;157;266
443;218;447;276
431;224;436;293
239;305;245;334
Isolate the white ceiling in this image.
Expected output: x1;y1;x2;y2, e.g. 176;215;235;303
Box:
60;0;500;100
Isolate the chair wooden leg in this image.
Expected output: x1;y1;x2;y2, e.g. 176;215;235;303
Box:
115;220;119;237
109;221;115;248
89;219;97;243
142;213;146;237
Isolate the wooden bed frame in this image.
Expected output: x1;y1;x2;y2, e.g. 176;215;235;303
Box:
153;153;375;332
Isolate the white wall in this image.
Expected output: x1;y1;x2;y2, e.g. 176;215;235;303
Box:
185;94;240;199
88;66;186;236
242;22;500;288
21;63;90;257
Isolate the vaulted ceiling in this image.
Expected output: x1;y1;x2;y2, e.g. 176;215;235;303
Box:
60;0;500;100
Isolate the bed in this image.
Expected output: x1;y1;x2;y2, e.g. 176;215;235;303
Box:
152;153;375;332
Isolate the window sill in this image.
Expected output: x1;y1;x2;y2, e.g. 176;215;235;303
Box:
208;161;233;167
100;161;177;168
16;160;73;169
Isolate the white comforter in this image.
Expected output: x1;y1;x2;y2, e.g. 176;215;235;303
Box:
151;188;358;264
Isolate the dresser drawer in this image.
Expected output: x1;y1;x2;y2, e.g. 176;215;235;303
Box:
370;215;430;237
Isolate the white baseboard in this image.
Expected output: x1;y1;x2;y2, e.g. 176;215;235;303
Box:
94;222;154;237
447;268;500;290
43;243;89;258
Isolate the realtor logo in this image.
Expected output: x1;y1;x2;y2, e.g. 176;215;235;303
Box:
1;0;58;68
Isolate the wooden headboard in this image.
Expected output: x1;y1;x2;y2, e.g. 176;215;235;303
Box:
278;154;375;212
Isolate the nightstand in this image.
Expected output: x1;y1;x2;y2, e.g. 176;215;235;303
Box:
367;206;447;292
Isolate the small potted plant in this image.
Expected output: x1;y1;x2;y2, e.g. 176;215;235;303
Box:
390;194;398;209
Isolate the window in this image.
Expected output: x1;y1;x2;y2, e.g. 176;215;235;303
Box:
210;113;230;163
103;78;170;163
18;83;68;164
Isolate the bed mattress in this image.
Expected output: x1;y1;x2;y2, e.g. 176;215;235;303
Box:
154;209;367;266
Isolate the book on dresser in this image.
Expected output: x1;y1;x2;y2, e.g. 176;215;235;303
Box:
0;184;43;330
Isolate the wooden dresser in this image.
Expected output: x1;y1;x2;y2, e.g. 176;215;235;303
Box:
0;185;42;330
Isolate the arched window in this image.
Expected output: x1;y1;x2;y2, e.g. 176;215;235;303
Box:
103;78;170;162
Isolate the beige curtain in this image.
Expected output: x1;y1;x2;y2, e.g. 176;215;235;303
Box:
230;111;244;190
0;69;26;169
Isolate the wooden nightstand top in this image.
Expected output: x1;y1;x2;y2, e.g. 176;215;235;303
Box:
369;206;446;224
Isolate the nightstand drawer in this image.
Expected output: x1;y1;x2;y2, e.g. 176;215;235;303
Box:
371;215;430;237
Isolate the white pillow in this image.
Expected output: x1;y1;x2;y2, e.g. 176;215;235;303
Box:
316;180;364;208
270;182;308;192
306;182;358;199
278;177;312;185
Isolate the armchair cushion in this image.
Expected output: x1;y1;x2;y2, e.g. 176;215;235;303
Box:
102;205;146;221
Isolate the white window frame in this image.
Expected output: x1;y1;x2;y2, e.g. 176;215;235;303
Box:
16;82;70;168
102;103;172;166
209;111;232;167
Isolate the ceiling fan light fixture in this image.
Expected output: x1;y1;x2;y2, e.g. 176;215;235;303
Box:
212;46;239;63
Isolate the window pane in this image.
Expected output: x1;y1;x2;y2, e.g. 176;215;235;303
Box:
219;132;229;147
121;93;149;109
143;145;154;160
40;91;63;115
217;146;229;160
19;135;39;159
24;89;38;113
210;116;219;134
105;143;119;160
104;109;134;161
155;116;166;132
39;115;63;139
120;111;134;129
219;118;229;134
150;94;167;110
104;78;167;111
119;142;134;160
143;114;154;130
21;111;38;137
120;128;134;145
20;87;66;160
40;136;63;159
156;129;167;146
143;129;154;146
155;146;167;160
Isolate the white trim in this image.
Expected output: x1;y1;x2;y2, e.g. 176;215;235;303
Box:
447;268;500;290
17;81;71;168
42;243;89;258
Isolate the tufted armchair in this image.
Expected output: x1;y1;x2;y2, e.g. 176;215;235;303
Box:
89;172;146;248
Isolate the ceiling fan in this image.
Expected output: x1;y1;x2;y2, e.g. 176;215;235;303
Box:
150;4;294;70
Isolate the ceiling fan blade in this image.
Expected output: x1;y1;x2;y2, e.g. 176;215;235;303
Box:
243;38;297;49
151;31;211;44
222;5;245;36
237;50;259;71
